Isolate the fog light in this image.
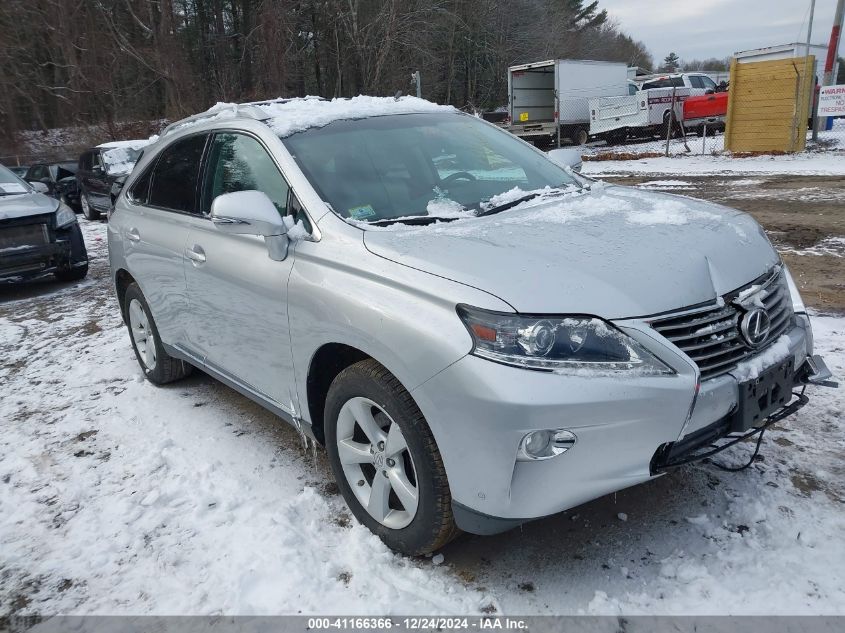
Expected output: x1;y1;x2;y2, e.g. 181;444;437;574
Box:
518;429;577;461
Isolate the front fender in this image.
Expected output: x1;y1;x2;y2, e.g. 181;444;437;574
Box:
287;225;510;425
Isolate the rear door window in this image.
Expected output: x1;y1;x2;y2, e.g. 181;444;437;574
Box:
689;76;704;89
147;134;208;214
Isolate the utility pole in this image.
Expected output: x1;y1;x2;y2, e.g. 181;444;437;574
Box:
807;0;816;45
818;0;845;132
809;0;819;140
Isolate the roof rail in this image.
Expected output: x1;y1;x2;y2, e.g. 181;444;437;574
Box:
162;96;326;137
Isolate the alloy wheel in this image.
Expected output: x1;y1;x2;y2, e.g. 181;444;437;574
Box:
336;397;419;529
128;298;157;370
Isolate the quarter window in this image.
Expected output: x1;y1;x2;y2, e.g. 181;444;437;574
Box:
147;134;208;213
202;133;290;216
127;165;154;204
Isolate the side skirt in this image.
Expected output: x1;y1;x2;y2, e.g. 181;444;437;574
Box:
163;343;319;443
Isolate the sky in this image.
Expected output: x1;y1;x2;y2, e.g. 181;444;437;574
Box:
600;0;841;66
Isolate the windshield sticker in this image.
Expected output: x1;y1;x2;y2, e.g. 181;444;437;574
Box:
0;183;27;194
348;204;377;220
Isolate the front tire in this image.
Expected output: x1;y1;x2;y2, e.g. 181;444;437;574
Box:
81;193;100;221
325;359;458;555
123;283;191;384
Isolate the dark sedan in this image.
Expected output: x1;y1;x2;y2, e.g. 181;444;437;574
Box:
24;161;81;211
0;164;88;283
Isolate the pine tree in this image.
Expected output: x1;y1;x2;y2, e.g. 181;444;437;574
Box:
661;52;680;72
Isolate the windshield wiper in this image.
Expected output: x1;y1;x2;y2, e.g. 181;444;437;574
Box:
475;183;584;218
368;215;462;227
475;193;541;217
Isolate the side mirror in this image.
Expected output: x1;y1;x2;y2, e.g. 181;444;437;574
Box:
210;190;289;261
30;181;49;193
547;147;583;173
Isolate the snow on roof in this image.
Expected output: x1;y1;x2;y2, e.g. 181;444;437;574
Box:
172;96;457;138
96;138;156;150
261;96;456;137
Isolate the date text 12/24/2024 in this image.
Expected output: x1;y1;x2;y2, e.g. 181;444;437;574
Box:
307;617;528;630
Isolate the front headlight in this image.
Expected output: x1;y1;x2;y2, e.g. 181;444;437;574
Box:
783;265;806;314
55;203;77;228
457;305;674;375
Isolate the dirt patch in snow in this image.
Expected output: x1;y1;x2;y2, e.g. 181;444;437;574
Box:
605;174;845;313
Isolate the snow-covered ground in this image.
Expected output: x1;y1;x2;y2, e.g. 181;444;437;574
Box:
1;219;844;616
582;151;845;178
581;119;845;177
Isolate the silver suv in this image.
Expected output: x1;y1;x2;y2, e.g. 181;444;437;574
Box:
108;97;831;555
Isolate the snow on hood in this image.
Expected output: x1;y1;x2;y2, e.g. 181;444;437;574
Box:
362;184;780;318
97;138;156;175
0;191;58;221
186;96;455;138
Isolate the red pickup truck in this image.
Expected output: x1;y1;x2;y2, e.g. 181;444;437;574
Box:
683;91;729;135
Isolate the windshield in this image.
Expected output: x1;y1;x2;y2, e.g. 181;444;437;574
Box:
0;164;32;195
282;112;578;222
101;146;144;175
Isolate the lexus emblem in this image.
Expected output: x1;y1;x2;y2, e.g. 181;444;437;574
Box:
740;308;771;347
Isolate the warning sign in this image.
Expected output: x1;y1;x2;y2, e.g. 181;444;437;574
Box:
818;85;845;117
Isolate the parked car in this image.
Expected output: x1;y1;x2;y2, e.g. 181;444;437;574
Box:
0;163;88;283
683;90;729;136
591;72;722;142
77;140;150;220
637;72;719;93
24;161;81;211
108;97;831;555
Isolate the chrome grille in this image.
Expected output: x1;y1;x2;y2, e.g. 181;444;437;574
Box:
649;268;794;380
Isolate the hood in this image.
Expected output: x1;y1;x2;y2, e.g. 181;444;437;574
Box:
362;184;779;318
0;192;59;221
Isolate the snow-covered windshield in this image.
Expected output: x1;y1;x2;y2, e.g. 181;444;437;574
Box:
99;144;146;176
0;164;31;196
282;112;578;223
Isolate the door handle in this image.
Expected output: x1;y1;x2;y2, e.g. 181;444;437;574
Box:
126;228;140;242
186;245;206;264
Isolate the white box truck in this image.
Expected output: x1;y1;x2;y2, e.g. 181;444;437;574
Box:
507;59;629;145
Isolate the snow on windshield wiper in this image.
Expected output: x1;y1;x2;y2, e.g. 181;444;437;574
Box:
475;193;541;217
476;184;583;218
368;215;462;227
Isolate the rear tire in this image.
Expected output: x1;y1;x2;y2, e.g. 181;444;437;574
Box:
574;126;589;145
81;193;100;221
325;359;459;555
123;283;192;385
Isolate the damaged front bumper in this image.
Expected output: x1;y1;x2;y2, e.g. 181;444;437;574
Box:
412;313;833;536
651;354;835;473
0;223;87;283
